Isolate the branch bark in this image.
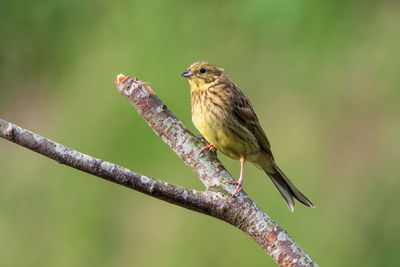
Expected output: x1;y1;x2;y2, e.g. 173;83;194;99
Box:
0;75;317;266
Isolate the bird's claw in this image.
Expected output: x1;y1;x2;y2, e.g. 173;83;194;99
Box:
197;141;217;159
232;183;243;197
229;178;243;197
201;144;217;153
233;185;242;196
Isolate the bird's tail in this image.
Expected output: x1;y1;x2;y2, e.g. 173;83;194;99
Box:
260;159;314;212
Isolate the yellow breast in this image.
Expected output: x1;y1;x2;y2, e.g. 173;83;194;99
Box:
191;88;259;161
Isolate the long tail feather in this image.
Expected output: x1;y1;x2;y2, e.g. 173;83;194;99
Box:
264;162;314;212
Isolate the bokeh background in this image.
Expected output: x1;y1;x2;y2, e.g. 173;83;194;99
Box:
1;0;399;266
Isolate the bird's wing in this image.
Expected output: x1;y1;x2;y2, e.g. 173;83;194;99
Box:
231;85;274;159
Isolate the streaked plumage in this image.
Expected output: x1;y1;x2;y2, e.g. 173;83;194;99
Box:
181;61;314;211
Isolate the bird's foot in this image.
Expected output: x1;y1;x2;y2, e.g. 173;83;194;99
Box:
198;142;217;158
201;144;217;153
230;179;243;196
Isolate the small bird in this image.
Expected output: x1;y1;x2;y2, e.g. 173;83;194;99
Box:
181;61;314;211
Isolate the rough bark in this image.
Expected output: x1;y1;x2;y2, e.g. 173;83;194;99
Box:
0;75;317;266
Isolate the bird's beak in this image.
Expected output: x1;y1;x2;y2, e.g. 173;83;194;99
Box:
181;69;193;78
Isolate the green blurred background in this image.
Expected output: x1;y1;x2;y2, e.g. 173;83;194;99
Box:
1;0;399;266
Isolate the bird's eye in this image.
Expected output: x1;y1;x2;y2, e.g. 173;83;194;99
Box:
199;68;206;74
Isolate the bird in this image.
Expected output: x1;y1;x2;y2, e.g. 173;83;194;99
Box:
181;61;314;211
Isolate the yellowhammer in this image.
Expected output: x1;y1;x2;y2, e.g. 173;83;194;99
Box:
181;61;314;211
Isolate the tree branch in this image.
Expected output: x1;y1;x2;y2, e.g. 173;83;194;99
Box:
0;118;213;213
0;75;317;266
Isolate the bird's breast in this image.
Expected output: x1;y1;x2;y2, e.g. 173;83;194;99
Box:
191;88;260;160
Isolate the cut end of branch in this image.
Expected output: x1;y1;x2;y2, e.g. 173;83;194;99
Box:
116;74;127;84
114;74;155;97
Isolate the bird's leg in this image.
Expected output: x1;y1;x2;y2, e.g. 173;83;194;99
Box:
231;159;244;196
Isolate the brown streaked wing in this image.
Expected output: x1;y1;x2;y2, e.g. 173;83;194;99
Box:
231;85;274;159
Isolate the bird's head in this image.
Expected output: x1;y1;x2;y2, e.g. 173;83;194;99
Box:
181;61;225;89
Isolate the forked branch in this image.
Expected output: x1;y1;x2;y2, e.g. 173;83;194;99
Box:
0;75;317;266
